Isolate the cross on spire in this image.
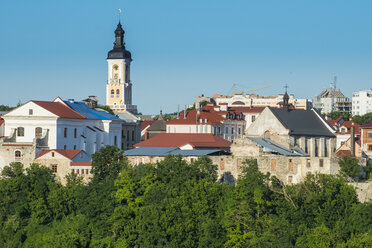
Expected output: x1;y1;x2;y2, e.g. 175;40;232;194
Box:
284;84;289;93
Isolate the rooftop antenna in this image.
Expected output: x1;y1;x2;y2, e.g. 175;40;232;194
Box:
331;76;337;112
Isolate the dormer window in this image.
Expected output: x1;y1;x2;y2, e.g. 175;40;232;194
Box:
29;109;33;115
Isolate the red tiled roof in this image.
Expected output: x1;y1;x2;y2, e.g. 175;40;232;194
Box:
338;121;361;135
166;106;226;125
70;162;91;166
36;149;83;160
141;120;156;131
32;101;85;119
228;106;265;113
134;133;232;148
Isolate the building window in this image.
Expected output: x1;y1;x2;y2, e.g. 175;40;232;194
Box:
86;169;89;174
127;130;130;141
81;169;85;174
51;164;57;173
368;145;372;151
29;109;33;115
71;169;74;174
369;133;372;139
64;145;67;150
271;159;276;171
132;130;134;141
17;127;24;137
15;151;21;162
35;127;42;138
288;159;293;171
225;127;228;134
74;128;77;138
111;89;114;98
306;159;311;167
288;176;293;184
319;159;324;168
64;128;67;138
116;89;120;98
252;115;256;122
74;145;77;150
114;136;117;146
52;152;54;157
76;169;79;174
231;128;234;134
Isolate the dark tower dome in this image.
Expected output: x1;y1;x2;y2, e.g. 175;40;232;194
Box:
283;90;290;111
107;21;132;60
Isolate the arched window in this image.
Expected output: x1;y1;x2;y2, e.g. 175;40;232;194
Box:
111;89;114;98
15;151;21;161
17;127;24;137
116;89;120;98
264;130;271;139
35;127;42;138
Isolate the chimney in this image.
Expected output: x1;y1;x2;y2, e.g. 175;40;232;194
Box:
351;126;355;157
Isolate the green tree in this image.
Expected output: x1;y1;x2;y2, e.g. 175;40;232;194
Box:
90;145;129;181
338;156;360;179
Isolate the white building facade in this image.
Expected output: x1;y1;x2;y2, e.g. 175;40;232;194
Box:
352;89;372;116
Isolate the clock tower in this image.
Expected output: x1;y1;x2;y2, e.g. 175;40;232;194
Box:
106;21;137;113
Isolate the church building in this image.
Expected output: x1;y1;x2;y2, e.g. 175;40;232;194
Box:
106;22;137;113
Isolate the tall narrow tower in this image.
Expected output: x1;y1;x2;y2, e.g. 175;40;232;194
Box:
106;21;137;113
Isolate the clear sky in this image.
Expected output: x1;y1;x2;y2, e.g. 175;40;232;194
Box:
1;0;371;114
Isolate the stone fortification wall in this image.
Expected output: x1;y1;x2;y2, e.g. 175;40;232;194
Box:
349;182;372;203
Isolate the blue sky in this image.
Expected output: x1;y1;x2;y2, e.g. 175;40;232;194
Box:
0;0;371;114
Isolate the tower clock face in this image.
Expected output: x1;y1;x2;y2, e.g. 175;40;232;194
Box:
113;64;119;71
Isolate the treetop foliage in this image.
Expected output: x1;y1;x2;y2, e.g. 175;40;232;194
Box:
0;153;370;247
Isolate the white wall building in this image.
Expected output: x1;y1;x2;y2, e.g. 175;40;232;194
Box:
352;89;372;116
1;97;123;160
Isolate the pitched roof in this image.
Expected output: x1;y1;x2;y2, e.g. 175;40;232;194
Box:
338;121;361;135
228;106;266;113
147;120;166;132
248;137;308;156
36;149;83;160
63;100;122;121
134;133;232;148
141;120;156;131
32;101;86;119
125;147;225;157
269;107;335;137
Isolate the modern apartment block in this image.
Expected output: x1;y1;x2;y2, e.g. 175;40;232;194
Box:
352;89;372;116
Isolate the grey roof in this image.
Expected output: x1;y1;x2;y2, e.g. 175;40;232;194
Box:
124;147;225;157
147;120;166;132
317;88;347;98
116;111;141;123
269;107;335;137
248;137;308;156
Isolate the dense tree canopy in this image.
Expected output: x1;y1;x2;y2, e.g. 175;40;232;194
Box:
0;149;371;247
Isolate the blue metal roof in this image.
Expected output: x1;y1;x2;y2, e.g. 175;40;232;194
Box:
124;147;224;157
247;137;308;157
64;101;122;121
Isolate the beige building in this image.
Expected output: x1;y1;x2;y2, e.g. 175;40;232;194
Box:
35;149;92;185
214;93;312;110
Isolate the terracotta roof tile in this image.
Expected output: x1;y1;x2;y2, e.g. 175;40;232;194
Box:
36;149;83;160
141;120;156;131
32;101;86;119
134;133;232;148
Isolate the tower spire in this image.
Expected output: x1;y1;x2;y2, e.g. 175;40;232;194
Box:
283;84;290;111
